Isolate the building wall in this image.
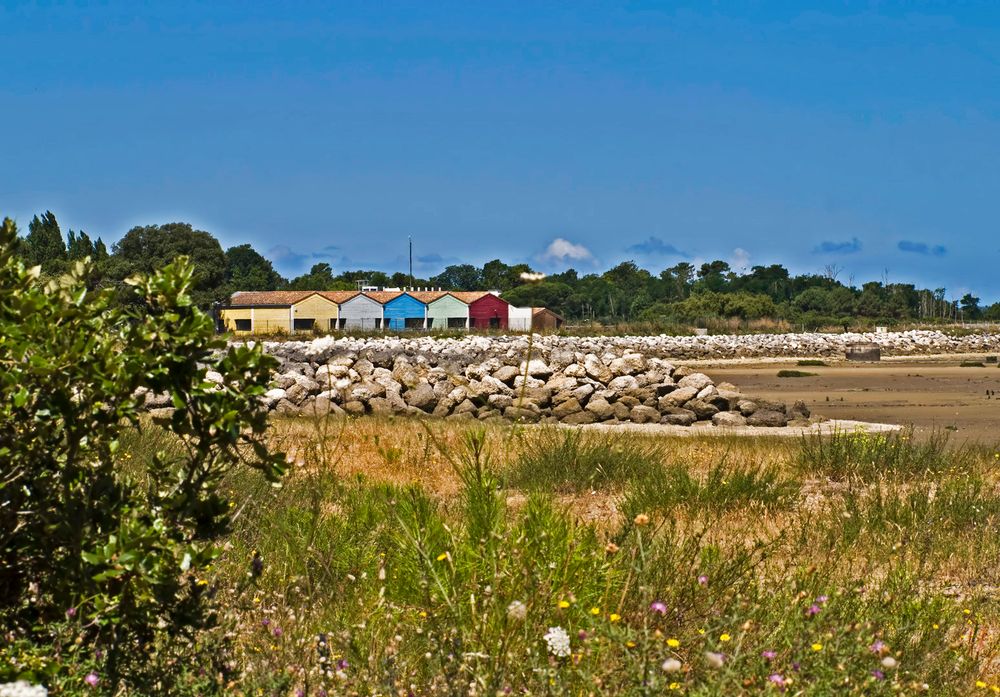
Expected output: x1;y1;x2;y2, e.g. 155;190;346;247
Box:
469;294;509;330
292;294;339;332
339;295;383;330
383;294;427;331
253;307;292;334
508;306;532;332
426;295;469;329
219;307;254;333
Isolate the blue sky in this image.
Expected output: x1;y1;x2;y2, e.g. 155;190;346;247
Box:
3;1;1000;298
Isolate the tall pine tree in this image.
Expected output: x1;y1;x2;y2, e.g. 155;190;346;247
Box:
23;211;67;273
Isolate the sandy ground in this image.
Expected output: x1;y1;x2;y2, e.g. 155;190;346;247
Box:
699;355;1000;443
578;418;901;438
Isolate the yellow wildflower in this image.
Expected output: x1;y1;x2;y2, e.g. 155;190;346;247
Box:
436;552;448;561
610;613;621;622
667;638;680;648
720;633;731;642
558;600;570;609
669;682;681;690
590;607;601;616
812;643;823;652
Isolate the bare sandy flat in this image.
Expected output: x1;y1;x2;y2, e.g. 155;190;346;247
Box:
700;356;1000;443
576;418;901;438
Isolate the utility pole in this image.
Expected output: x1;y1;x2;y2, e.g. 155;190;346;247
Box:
409;236;413;289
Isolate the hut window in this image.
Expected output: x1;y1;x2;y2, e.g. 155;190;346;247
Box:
293;318;315;331
425;318;434;329
404;317;423;329
374;318;382;329
447;317;466;328
489;317;500;329
234;319;251;331
338;318;347;329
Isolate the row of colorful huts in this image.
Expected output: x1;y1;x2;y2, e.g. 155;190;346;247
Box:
218;290;564;334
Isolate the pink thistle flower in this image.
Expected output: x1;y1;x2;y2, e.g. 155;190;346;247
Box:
697;575;709;586
761;650;777;660
769;674;786;688
84;673;100;687
650;601;667;614
806;604;821;616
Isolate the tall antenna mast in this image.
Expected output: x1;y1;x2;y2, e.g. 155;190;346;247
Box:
409;236;413;289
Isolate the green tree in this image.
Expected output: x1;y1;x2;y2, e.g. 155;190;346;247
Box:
224;243;285;293
430;264;482;290
288;262;336;290
0;217;284;692
108;222;227;306
959;293;981;320
22;211;67;274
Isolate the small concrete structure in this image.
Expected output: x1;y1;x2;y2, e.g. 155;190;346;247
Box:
846;343;881;361
508;306;532;332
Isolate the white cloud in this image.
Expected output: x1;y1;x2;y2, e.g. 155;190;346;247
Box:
540;237;594;263
730;247;751;272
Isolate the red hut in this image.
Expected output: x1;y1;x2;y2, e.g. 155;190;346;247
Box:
453;291;510;330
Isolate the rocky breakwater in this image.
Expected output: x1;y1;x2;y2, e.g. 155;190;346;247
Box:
248;336;814;427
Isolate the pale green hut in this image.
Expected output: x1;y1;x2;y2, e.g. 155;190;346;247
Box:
418;291;470;330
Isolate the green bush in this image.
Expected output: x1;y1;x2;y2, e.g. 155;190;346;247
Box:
796;359;827;366
777;369;818;378
797;429;970;481
0;218;285;693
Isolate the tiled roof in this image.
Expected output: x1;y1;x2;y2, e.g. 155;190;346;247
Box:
409;290;449;303
229;290;362;306
449;291;489;304
319;291;360;303
363;291;404;304
229;290;313;306
533;307;564;319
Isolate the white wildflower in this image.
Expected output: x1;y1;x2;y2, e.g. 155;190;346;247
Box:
506;600;527;622
704;651;726;669
881;656;898;669
543;626;571;658
0;682;48;697
661;658;682;673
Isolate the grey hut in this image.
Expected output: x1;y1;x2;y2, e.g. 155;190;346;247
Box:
338;292;386;330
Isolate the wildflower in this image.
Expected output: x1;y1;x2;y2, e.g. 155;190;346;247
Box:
976;681;987;689
705;651;726;669
667;638;680;648
634;513;650;527
261;618;270;627
650;601;667;614
558;599;571;609
769;674;786;688
273;626;283;638
811;643;823;652
872;670;885;680
806;604;821;617
544;626;571;658
697;575;708;586
719;633;731;642
609;613;621;623
964;608;972;616
662;658;682;673
506;600;527;622
605;542;620;555
869;640;886;655
881;656;898;669
816;595;829;603
436;552;448;562
761;650;777;660
65;607;77;619
590;607;601;616
84;673;100;687
669;683;681;690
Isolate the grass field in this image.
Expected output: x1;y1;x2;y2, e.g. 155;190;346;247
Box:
124;417;1000;694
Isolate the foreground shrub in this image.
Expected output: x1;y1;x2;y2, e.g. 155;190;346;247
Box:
506;428;664;491
0;218;285;693
797;428;970;481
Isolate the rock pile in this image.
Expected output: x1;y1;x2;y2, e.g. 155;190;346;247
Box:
230;336;817;427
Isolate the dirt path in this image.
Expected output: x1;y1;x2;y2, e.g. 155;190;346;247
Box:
702;358;1000;444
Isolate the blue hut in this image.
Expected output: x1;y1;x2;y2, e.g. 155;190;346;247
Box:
381;292;427;331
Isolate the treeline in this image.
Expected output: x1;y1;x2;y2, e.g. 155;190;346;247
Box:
13;210;998;328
